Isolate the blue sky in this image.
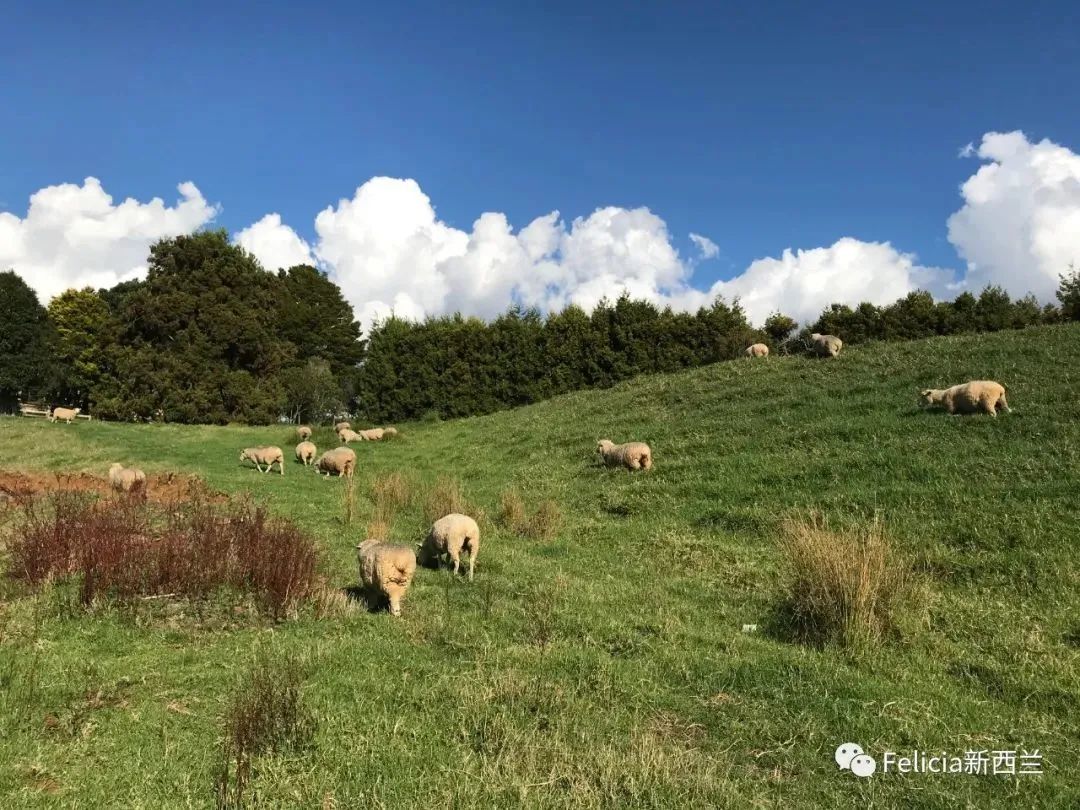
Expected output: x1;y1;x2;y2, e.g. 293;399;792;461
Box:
3;1;1080;325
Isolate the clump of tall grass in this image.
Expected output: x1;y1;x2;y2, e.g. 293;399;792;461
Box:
777;515;916;649
423;476;470;524
497;489;562;541
371;472;412;514
341;473;356;526
214;651;314;808
497;489;528;533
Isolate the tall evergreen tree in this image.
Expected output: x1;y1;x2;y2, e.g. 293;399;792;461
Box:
276;264;365;384
1057;265;1080;321
0;271;53;411
763;312;798;345
94;231;295;423
47;287;114;410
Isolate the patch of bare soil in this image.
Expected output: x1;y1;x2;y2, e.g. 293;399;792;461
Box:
0;470;226;506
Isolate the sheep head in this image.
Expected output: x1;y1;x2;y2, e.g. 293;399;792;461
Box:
388;594;404;616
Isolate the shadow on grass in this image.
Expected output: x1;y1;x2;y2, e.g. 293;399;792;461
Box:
342;585;386;614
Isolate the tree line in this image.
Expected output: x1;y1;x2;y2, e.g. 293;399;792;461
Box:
1;231;363;423
2;230;1078;424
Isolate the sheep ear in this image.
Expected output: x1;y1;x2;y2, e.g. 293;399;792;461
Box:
920;389;931;397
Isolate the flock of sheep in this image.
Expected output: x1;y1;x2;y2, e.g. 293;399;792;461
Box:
745;333;1012;416
241;420;480;616
230;420;659;616
53;329;1013;616
744;332;843;359
236;421;401;478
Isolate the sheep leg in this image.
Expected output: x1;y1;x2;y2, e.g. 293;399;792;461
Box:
981;395;996;417
468;551;475;582
998;394;1011;413
450;549;461;576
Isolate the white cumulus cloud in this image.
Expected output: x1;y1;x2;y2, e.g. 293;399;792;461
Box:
233;213;314;271
284;178;963;329
689;232;720;260
947;130;1080;301
308;178;703;329
0;177;218;302
5;129;1076;331
703;238;955;326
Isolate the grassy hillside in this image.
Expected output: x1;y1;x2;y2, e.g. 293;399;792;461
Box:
1;324;1079;808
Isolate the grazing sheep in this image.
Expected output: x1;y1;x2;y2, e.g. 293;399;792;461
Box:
596;439;653;471
239;446;285;475
50;407;81;423
420;513;481;580
382;426;399;437
745;343;769;358
810;333;843;358
920;380;1011;417
335;421;352;434
315;446;356;477
295;441;317;465
108;463;146;493
297;425;312;441
356;539;417;616
339;428;363;444
358;428;385;441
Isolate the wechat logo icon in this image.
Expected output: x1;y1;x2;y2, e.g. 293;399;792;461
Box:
836;742;877;777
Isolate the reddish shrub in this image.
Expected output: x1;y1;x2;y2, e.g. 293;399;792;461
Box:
7;492;321;618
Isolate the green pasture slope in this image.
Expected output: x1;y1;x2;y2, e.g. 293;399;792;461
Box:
1;324;1079;808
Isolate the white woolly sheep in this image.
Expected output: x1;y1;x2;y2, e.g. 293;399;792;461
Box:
810;333;843;358
315;446;356;477
358;428;385;441
745;343;769;358
382;426;399;437
339;428;363;444
297;425;312;441
596;439;653;471
295;441;317;465
420;513;481;580
335;421;352;434
356;539;417;616
50;407;81;423
920;380;1011;417
108;463;146;493
239;446;285;475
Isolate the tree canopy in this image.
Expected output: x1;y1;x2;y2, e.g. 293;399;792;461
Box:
5;235;1075;423
0;271;53;411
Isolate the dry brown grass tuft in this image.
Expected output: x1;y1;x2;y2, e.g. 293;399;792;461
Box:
497;489;561;540
497;488;528;534
341;475;356;526
527;499;562;541
778;514;916;649
214;651;314;808
311;585;359;619
423;476;470;524
365;515;392;542
371;472;412;515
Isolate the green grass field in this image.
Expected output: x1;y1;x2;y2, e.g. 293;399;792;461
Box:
2;324;1079;808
